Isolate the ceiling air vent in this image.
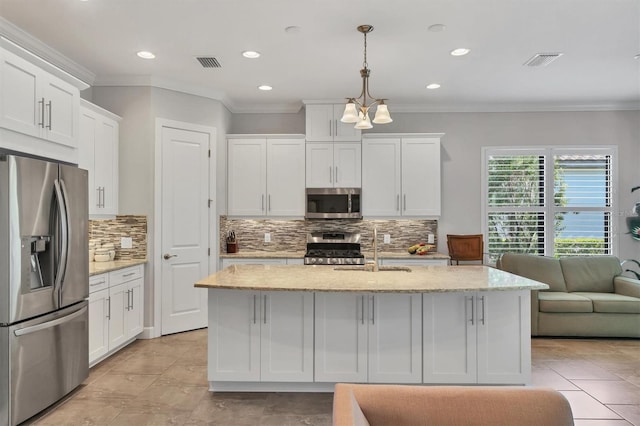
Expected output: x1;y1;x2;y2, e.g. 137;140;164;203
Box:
196;57;221;68
523;53;563;67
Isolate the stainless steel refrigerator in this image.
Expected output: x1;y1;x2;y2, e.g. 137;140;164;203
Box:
0;153;89;426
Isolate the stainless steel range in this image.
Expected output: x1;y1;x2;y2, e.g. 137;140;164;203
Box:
304;232;365;265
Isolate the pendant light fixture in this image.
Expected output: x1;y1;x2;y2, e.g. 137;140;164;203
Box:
341;25;392;129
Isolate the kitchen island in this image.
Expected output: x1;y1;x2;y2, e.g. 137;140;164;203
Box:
195;265;548;392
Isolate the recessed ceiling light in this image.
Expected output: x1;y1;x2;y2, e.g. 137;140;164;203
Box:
426;83;441;90
428;24;446;32
450;48;470;57
285;26;301;34
137;51;155;59
242;51;261;59
258;85;273;91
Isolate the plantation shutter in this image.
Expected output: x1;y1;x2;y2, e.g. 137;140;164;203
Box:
484;147;614;261
486;153;546;260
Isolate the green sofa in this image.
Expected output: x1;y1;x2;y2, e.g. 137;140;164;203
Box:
497;254;640;337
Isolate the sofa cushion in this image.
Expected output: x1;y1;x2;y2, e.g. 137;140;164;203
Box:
538;292;593;313
560;256;621;293
573;292;640;314
498;253;567;292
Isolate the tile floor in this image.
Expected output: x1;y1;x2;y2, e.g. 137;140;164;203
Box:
26;331;640;425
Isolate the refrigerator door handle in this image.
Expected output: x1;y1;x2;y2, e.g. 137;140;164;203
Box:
14;306;87;336
54;179;70;301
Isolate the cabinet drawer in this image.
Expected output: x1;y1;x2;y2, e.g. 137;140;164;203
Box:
89;273;108;293
109;265;143;286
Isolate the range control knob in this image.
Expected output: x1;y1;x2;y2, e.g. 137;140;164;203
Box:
330;258;338;264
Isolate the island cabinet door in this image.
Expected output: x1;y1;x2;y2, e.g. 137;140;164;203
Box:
476;290;531;385
423;292;477;384
314;292;368;383
368;294;422;383
208;289;261;381
260;291;314;382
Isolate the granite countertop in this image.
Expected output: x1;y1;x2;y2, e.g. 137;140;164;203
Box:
90;259;147;276
219;250;449;260
195;264;548;293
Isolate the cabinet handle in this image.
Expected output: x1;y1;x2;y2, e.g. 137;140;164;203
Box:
468;296;475;325
38;98;45;128
101;187;105;208
360;295;364;324
125;290;130;311
403;194;407;211
96;188;101;207
123;272;135;277
106;297;111;319
480;296;486;325
129;289;133;310
253;294;257;324
329;166;332;183
263;295;267;324
335;166;338;183
46;100;52;130
329;120;332;136
370;295;375;325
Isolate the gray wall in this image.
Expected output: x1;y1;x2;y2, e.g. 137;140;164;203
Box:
84;86;640;333
231;108;640;261
88;86;231;331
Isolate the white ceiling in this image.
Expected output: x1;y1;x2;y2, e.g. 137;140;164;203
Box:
1;0;639;113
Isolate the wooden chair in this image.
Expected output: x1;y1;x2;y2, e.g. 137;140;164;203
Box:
447;234;484;265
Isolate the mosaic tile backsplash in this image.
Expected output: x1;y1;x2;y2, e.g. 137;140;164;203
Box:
89;215;148;260
220;216;438;253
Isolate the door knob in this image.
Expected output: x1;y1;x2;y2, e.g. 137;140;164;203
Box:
163;253;177;260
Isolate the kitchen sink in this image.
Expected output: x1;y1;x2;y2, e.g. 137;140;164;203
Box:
333;265;412;272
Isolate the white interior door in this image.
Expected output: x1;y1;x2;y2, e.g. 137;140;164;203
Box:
161;126;210;335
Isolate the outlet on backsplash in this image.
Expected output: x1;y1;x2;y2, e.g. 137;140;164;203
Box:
264;233;271;243
89;215;148;260
383;234;391;244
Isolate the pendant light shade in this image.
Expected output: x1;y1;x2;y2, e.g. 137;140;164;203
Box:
354;111;373;129
341;101;359;123
372;103;393;124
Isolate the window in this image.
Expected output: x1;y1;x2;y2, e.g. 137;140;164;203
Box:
483;147;616;261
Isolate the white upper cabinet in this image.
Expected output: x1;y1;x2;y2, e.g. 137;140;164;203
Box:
227;135;305;217
0;42;83;163
304;104;361;142
78;100;120;217
362;134;443;217
305;142;361;188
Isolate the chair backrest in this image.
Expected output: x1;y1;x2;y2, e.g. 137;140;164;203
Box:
447;234;484;264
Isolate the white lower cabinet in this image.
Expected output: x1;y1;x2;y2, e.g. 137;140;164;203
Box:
314;292;422;383
88;265;145;366
423;290;531;384
209;289;314;382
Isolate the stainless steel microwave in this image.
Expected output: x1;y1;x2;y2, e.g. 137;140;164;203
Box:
305;188;362;219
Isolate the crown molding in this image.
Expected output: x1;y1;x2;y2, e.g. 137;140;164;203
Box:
0;16;95;87
388;101;640;113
